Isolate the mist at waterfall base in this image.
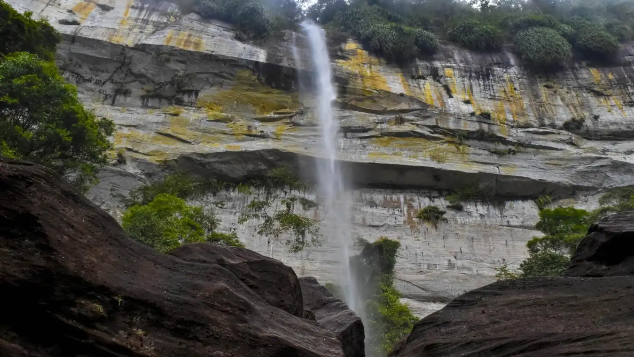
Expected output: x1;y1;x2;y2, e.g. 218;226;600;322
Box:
298;20;373;353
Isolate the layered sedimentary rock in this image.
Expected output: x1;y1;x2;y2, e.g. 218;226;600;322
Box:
390;212;634;357
300;277;365;357
0;158;344;356
8;0;634;316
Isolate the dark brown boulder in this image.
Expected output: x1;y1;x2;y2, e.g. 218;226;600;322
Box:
565;212;634;277
390;277;633;357
170;243;303;317
299;277;365;357
0;158;343;356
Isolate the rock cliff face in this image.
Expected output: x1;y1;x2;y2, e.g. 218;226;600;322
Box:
8;0;634;317
0;158;345;356
390;212;634;357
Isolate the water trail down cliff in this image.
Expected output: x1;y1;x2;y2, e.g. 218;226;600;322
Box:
300;20;362;324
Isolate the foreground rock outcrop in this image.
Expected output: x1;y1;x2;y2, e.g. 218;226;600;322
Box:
299;277;365;357
0;158;343;356
391;213;634;357
565;212;634;277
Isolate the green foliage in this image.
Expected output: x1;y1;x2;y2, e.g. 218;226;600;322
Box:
206;231;245;248
192;0;272;39
0;0;60;60
514;27;572;67
592;186;634;220
495;264;520;280
508;13;560;32
416;205;446;227
446;19;503;51
569;19;619;57
535;207;591;238
412;28;440;54
519;252;571;277
445;184;481;206
366;274;419;356
324;282;344;299
121;173;220;207
535;195;553;210
359;237;401;276
0;52;114;191
605;20;633;41
121;193;242;253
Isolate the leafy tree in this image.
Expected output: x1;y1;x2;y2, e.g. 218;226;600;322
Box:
0;52;114;190
0;0;60;60
446;18;503;51
122;193;241;253
416;205;446;228
192;0;272;39
514;27;572;67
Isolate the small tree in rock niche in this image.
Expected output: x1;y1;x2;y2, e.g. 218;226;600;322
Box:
237;167;321;253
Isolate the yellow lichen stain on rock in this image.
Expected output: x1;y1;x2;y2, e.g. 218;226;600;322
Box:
613;98;626;116
493;102;508;136
399;73;413;96
337;41;390;95
72;1;96;23
500;165;517;175
225;144;242;151
274;124;292;140
163;31;204;52
200;70;298;115
164;30;175;45
589;68;602;84
423;82;435;106
444;68;454;78
607;72;615;80
501;74;525;121
367;152;394;160
434;87;446;108
119;0;135;26
344;42;361;50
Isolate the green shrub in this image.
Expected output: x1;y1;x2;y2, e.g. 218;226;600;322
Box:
514;27;572;67
366;275;419;356
568;19;619;56
535;195;553;209
206;231;245;248
412;28;439;54
193;0;271;39
509;14;560;32
122;193;241;253
447;19;503;51
366;23;418;62
0;0;60;60
416;205;446;227
605;20;633;41
519;252;571;277
120;173;220;207
556;23;576;40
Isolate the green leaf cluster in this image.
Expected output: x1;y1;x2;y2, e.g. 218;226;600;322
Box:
192;0;272;39
514;27;572;67
0;1;60;60
122;194;222;253
446;19;503;51
416;205;446;228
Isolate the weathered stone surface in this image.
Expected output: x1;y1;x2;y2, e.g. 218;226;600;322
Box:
565;212;634;277
170;242;304;317
299;277;365;357
390;276;634;357
0;158;343;356
7;0;634;315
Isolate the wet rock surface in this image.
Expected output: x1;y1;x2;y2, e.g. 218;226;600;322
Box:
0;158;343;356
565;211;634;277
390;213;634;357
299;277;365;357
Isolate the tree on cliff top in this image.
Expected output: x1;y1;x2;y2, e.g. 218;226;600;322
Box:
0;0;59;60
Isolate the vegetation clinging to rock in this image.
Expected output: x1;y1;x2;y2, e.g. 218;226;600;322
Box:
446;18;503;51
416;205;447;228
514;27;572;67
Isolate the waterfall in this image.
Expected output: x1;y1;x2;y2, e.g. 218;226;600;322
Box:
299;21;362;320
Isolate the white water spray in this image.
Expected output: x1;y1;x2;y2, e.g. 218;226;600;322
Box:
300;20;360;316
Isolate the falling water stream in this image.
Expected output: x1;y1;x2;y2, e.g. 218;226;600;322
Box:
300;21;363;322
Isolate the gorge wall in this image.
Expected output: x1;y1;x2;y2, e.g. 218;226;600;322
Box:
10;0;634;317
